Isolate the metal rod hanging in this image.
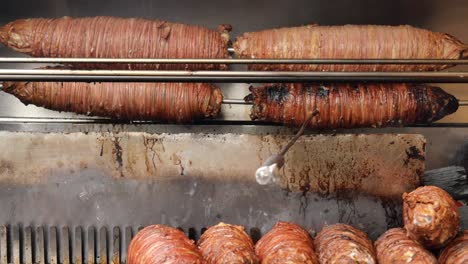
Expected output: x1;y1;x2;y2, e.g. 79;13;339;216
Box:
0;116;466;126
0;57;467;64
0;69;467;83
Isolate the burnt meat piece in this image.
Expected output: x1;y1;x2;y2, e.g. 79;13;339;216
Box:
247;83;458;129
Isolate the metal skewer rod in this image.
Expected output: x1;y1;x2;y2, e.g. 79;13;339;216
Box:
279;110;319;156
0;69;467;82
255;110;319;185
0;57;467;64
222;99;249;104
0;117;467;126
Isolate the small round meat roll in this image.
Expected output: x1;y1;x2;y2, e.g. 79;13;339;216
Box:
439;230;468;264
315;224;376;264
375;228;437;264
403;186;460;249
127;225;203;264
255;222;318;264
198;222;258;264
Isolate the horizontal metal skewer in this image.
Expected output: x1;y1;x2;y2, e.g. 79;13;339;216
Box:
0;117;467;127
222;99;248;104
0;57;467;64
0;69;467;82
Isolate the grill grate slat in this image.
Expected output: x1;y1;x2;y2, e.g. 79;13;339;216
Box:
74;227;83;264
87;227;95;264
23;227;32;264
110;228;120;264
61;227;70;264
11;226;19;264
49;227;58;264
98;227;107;264
35;227;45;264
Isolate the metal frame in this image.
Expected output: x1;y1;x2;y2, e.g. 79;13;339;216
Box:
0;57;466;124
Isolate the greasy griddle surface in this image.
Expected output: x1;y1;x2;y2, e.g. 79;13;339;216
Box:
0;132;424;197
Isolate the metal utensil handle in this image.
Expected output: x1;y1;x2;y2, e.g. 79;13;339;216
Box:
279;110;319;156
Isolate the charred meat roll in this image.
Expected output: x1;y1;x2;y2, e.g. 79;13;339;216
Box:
246;83;458;129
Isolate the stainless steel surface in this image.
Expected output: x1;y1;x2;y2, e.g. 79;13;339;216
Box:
0;0;467;241
0;132;424;197
0;69;467;83
0;132;429;243
1;57;468;64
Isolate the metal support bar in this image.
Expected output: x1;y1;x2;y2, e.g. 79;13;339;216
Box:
0;69;467;83
0;57;467;64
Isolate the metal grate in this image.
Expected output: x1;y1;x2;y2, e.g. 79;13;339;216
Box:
0;225;128;264
0;225;262;264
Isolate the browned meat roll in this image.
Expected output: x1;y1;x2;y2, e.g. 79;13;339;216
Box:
403;186;460;249
3;81;223;123
375;228;437;264
234;24;467;71
246;83;458;128
198;222;258;264
315;224;376;264
0;16;230;70
439;230;468;264
255;222;318;264
127;225;203;264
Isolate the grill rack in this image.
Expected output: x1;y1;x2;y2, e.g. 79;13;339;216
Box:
0;57;467;125
0;225;262;264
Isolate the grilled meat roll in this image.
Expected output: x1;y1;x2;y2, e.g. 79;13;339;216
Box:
403;186;460;249
315;224;376;264
3;81;223;123
234;24;467;71
439;231;468;264
198;222;258;264
127;225;203;264
246;83;458;128
255;222;318;264
375;228;437;264
0;16;231;70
